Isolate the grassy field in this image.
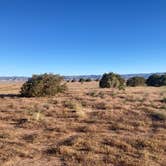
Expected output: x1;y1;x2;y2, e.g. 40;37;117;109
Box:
0;82;166;166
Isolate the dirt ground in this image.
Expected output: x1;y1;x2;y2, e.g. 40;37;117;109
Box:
0;82;165;166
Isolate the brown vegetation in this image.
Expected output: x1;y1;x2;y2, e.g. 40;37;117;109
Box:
0;82;165;166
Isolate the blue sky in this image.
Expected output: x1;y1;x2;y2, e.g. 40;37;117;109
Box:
0;0;165;76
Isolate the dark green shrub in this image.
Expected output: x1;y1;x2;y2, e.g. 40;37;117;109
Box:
20;73;67;97
99;72;125;89
160;74;166;86
79;78;85;83
146;74;161;87
146;74;166;87
71;79;76;82
127;77;146;87
85;78;92;82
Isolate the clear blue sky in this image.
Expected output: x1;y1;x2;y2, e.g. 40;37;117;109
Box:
0;0;165;76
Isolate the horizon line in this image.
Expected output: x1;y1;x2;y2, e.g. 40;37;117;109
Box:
0;71;165;77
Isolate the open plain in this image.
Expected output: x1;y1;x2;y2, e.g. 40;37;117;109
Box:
0;82;166;166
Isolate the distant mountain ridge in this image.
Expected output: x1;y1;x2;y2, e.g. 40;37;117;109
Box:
0;72;165;82
64;72;165;81
0;76;29;82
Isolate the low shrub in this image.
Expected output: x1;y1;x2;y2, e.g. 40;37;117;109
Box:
99;72;125;89
79;78;85;83
85;78;92;82
71;79;76;82
146;74;166;87
20;73;67;97
162;97;166;103
127;77;146;87
150;111;166;121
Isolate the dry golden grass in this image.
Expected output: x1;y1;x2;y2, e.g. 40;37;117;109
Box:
0;82;166;166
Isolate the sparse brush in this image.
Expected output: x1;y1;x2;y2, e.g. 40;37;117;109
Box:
94;102;108;110
48;99;58;105
22;134;37;143
0;133;10;139
98;91;105;98
87;91;97;97
110;91;117;97
150;111;166;121
8;103;15;109
162;97;166;103
63;100;77;109
45;147;57;155
87;91;105;98
43;104;50;110
63;100;86;119
59;146;76;156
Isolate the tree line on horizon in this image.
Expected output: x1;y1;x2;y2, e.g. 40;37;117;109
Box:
20;72;166;97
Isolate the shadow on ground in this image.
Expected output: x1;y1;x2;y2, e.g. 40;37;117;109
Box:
0;94;21;98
